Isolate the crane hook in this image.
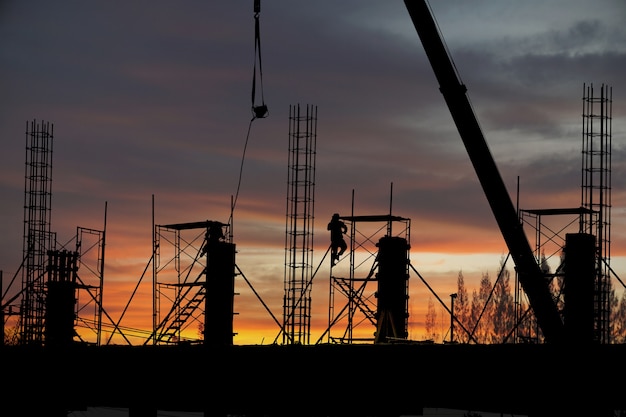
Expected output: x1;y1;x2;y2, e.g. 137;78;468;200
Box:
251;0;268;119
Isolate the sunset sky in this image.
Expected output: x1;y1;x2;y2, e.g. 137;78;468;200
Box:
1;0;626;346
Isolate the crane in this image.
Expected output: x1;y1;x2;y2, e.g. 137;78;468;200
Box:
403;0;566;344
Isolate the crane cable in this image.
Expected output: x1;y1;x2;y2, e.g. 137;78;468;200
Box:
231;119;254;218
230;0;268;225
251;0;268;119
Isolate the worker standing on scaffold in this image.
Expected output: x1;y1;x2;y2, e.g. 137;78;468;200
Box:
327;213;347;266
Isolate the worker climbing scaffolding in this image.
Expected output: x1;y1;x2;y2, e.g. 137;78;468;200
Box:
327;213;348;266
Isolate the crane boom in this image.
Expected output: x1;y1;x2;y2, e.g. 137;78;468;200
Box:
403;0;565;343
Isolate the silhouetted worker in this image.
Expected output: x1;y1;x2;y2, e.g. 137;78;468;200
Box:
327;213;347;265
207;221;225;244
201;221;225;255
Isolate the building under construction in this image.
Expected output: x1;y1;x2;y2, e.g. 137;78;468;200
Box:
1;1;625;416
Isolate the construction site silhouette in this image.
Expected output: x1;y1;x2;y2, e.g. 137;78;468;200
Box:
1;1;625;416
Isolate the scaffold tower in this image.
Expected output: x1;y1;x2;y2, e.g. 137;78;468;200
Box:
21;119;55;345
283;103;317;344
515;83;614;344
149;220;233;346
74;224;106;345
324;212;411;344
517;206;594;343
581;83;612;343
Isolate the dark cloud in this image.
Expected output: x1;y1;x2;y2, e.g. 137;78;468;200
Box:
2;1;626;341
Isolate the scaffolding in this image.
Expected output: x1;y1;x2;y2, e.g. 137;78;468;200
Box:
324;213;411;344
517;207;594;343
515;83;615;344
581;83;612;343
73;225;106;345
7;121;108;346
283;104;317;345
149;220;233;345
20;119;55;345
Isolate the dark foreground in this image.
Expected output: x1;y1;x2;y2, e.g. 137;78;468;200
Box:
2;343;624;416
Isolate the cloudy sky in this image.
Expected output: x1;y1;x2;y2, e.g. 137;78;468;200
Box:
1;0;626;345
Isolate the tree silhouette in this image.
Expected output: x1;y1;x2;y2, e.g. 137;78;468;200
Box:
470;272;493;343
491;264;514;343
613;291;626;343
455;270;470;343
425;296;438;342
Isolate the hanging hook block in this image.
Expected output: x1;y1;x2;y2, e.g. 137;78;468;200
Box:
253;105;269;119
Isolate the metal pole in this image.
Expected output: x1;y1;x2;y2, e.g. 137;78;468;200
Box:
450;293;457;343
